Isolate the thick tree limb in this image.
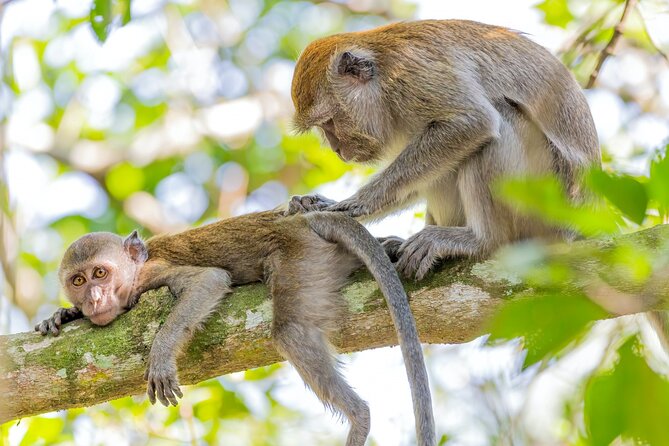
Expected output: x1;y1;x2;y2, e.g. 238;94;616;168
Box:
1;225;669;424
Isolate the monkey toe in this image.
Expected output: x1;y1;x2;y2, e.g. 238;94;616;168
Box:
377;236;404;262
396;240;432;280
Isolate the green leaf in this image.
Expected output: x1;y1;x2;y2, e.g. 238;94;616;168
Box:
588;170;648;224
119;0;132;25
497;176;620;236
535;0;575;28
585;337;669;446
19;417;64;446
105;162;145;200
90;0;112;43
487;292;607;368
648;147;669;217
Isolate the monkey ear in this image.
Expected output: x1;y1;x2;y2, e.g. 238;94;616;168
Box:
123;230;148;263
336;51;376;82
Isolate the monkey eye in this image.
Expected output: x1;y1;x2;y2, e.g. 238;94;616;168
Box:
72;275;86;287
93;267;108;279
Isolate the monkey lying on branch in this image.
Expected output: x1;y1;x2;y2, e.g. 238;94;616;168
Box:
35;210;436;446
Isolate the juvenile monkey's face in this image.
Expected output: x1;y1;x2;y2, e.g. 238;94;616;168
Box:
59;232;147;326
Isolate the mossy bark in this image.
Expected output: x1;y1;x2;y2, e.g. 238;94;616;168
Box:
1;224;668;423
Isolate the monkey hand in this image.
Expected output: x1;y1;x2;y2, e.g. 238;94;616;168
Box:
145;359;183;406
376;236;405;263
325;197;373;218
395;227;447;281
34;307;83;336
286;194;337;215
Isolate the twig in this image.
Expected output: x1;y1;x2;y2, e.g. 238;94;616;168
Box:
586;0;638;89
561;9;611;56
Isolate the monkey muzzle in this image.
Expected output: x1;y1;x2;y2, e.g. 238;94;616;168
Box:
85;286;119;326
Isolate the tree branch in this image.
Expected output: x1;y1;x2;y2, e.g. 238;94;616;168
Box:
587;0;638;89
1;224;669;424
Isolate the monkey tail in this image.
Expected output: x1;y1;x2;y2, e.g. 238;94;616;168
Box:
306;212;436;446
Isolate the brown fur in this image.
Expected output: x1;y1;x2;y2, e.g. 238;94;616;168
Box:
38;210;435;446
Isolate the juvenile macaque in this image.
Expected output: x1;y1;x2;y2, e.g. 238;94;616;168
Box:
288;20;600;278
36;210;435;446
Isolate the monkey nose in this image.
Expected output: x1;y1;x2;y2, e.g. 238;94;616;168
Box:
89;286;104;304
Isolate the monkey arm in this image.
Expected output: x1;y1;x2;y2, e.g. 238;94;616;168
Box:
328;105;501;219
145;266;231;406
34;307;84;336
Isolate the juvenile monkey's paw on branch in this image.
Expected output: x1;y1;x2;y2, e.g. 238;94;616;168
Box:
286;194;337;215
34;307;83;337
145;360;183;407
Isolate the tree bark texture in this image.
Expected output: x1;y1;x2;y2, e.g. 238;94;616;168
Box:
1;224;668;423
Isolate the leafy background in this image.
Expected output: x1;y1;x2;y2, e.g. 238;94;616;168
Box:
1;0;669;444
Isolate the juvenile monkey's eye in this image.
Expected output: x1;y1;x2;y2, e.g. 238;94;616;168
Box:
93;267;108;279
72;275;86;286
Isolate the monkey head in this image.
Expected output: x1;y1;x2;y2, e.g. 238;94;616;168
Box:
291;36;390;164
58;231;148;326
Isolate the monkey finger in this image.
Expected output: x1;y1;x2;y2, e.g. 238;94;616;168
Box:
155;380;169;407
163;385;179;407
415;249;438;281
54;311;62;326
38;320;50;335
173;384;183;399
397;243;430;279
147;381;157;405
48;318;60;336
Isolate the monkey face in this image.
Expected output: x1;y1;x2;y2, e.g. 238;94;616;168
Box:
64;262;124;325
59;231;148;326
315;114;384;164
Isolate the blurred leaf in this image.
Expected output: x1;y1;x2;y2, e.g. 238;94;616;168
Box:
648;147;669;217
106;163;145;200
588;170;648;224
487;292;607;368
119;0;132;25
90;0;112;43
585;337;669;446
536;0;574;28
244;364;282;381
19;417;64;446
497;176;620;236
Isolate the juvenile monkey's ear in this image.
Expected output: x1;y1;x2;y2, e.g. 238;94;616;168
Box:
123;230;148;263
336;51;376;82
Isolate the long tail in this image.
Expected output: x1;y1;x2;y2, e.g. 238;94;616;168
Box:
306;212;436;446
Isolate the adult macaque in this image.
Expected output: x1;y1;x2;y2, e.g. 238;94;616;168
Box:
288;20;600;279
36;210;435;446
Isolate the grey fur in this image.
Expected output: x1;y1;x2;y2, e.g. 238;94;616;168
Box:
289;20;600;280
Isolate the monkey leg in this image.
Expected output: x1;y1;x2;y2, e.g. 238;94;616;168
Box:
145;266;232;406
273;321;371;446
267;248;368;445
